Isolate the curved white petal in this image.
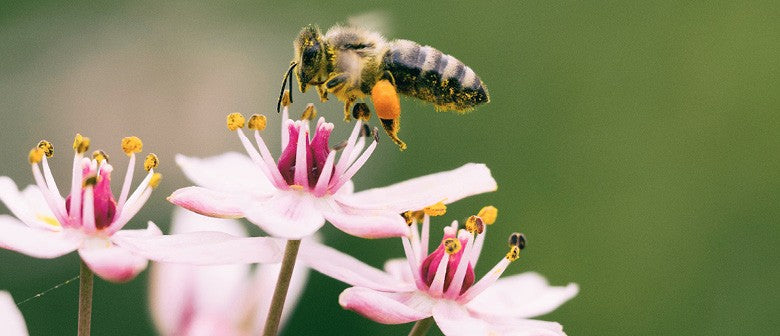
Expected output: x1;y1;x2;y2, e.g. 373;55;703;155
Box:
176;152;274;194
299;240;414;292
0;178;55;230
0;291;29;336
168;186;250;219
384;258;415;284
467;272;578;319
339;287;434;324
169;207;247;236
243;192;325;239
348;163;497;212
78;240;148;282
113;222;284;265
0;215;79;258
320;198;408;239
433;300;490;336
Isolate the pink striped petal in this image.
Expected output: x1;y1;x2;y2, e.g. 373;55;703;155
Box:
348;163;497;212
321;199;408;239
384;258;415;284
0;215;79;258
0;291;29;336
113;222;284;265
243;192;325;239
176;152;274;194
466;272;578;319
168;186;249;219
78;240;148;282
299;240;414;292
339;287;434;324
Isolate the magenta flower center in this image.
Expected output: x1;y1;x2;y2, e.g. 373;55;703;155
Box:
419;235;476;295
277;122;333;189
65;165;117;230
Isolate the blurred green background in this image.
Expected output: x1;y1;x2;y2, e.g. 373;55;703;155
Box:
1;1;777;335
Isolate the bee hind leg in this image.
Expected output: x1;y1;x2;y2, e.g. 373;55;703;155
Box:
316;85;329;102
343;97;355;122
380;118;407;151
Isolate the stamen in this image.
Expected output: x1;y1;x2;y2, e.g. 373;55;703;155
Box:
248;114;267;131
402;236;426;290
72;134;90;154
352;103;371;121
423;202;447;217
428;248;451;295
144;153;159;172
465;215;484;234
443;238;461;255
121;136;143;156
506;246;520;262
226;113;246;131
334;120;364;176
281;90;291;108
508;232;526;250
331;128;377;191
92;150;109;163
312;150;336;196
83;175;98;187
253;131;289;189
293;121;309;187
37;140;54;157
301;104;317;121
446;232;476;298
420;214;430;261
81;186;97;233
149;173;162;188
477;206;498;225
28;148;44;164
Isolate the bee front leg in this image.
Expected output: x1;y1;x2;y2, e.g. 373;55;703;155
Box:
343;97;356;122
316;85;329;102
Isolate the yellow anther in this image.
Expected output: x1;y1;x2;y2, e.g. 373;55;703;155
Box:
402;210;425;225
83;175;98;187
248;114;267;131
144;153;159;171
226;113;246;131
281;90;291;107
121;136;143;155
478;206;498;225
149;173;162;188
443;238;462;255
28;147;44;164
36;214;60;227
506;246;520;262
301;104;317;121
465;215;485;234
289;184;305;191
73;134;90;154
92;150;109;163
37;140;54;158
423;201;447;217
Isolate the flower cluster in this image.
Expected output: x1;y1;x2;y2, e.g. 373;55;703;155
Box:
1;95;577;336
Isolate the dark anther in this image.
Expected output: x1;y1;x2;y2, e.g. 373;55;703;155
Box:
352;103;371;121
509;232;526;250
372;127;380;142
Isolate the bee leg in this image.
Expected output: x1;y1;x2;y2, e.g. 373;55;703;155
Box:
316;85;329;102
343;97;355;122
380;118;407;151
325;73;348;90
381;70;396;86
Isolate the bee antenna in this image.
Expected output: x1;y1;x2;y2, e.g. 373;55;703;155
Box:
277;62;298;113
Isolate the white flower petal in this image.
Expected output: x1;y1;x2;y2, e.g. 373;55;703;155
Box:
78;241;148;283
0;291;29;336
467;272;578;319
299;240;414;292
0;215;79;258
320;199;408;239
432;300;490;336
243;192;325;239
176;152;274;194
384;258;415;284
348;163;497;212
339;287;434;324
168;186;249;219
0;177;54;230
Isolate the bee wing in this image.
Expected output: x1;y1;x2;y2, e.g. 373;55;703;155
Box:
346;11;392;36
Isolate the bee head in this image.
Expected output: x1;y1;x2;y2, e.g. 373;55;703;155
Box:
294;25;330;93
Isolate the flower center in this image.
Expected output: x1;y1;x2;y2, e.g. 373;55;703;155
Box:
277;121;333;189
65;158;117;230
419;234;476;295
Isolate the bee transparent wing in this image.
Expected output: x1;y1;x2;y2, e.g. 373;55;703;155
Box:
346;11;392;36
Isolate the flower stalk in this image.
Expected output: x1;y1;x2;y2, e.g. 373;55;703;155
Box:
262;239;302;336
78;260;94;336
408;316;434;336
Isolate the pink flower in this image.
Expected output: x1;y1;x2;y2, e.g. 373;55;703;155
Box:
0;135;283;282
169;107;497;240
300;208;578;336
150;209;308;336
0;291;28;336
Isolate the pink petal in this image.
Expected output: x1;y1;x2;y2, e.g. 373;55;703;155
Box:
348;163;497;212
168;186;249;219
321;198;408;239
78;241;148;282
432;300;490;335
0;177;55;230
113;222;284;265
0;215;79;258
298;240;414;292
0;291;29;336
481;316;567;336
176;152;275;194
384;258;415;284
339;287;434;324
243;192;325;239
466;272;578;319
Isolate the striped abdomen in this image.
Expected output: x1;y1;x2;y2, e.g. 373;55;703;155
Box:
382;39;489;111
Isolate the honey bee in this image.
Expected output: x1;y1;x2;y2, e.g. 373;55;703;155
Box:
278;24;489;150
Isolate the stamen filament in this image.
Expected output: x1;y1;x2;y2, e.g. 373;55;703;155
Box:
40;156;62;199
236;129;276;185
470;225;487;266
117;153;136;207
31;164;67;224
253;131;289;189
409;221;421;260
445;233;475;298
332;136;377;191
110;186;152;234
459;258;511;303
69;154;84;223
81;187;96;233
312;150;336;197
420;214;430;262
334;120;363;176
402;236;427;290
281;106;290;151
428;250;451;295
347;136;366;166
293;122;309;187
120;170;154;218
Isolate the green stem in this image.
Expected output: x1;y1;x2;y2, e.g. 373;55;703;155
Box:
408;317;435;336
77;260;93;336
262;239;302;336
